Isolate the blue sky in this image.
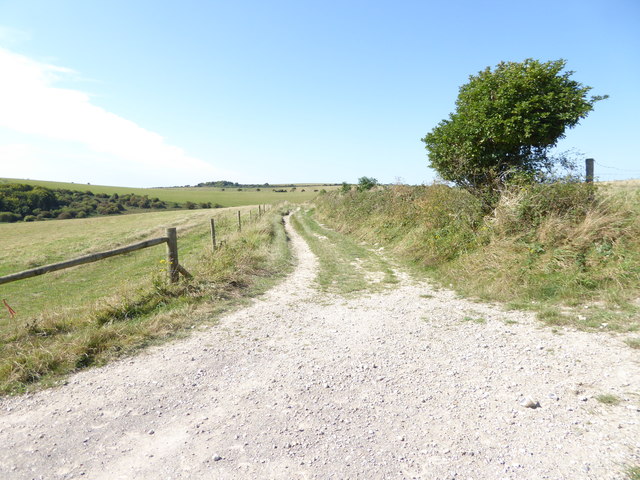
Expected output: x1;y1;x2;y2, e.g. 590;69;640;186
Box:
0;0;638;187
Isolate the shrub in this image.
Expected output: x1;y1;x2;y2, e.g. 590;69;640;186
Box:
97;204;121;215
0;211;22;222
357;177;378;192
23;215;37;222
422;59;607;203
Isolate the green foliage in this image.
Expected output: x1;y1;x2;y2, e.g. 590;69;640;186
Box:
340;182;351;194
0;183;178;222
422;59;607;202
0;211;21;222
357;176;379;192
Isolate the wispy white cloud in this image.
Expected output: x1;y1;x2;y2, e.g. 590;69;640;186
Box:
0;47;227;186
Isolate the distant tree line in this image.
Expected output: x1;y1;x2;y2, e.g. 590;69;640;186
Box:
173;180;340;189
194;180;272;188
0;183;216;223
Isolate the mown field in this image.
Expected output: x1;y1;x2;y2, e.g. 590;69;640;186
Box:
0;177;340;206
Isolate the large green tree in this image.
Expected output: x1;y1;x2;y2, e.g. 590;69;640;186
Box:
421;59;606;201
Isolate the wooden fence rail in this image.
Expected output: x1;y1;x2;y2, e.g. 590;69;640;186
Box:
0;227;190;286
1;205;274;287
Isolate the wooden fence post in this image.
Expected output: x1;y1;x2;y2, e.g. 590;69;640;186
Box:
166;227;179;283
585;158;595;183
238;211;242;232
210;218;216;250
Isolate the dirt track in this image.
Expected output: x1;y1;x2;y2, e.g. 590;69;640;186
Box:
1;215;639;479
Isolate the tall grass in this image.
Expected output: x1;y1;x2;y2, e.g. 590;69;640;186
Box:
314;182;640;333
0;207;292;395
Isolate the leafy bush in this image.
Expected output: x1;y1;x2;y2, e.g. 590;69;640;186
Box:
357;177;378;192
0;184;169;221
422;59;606;204
96;204;121;215
0;211;22;222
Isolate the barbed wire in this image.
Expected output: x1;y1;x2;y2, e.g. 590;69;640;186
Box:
594;160;640;173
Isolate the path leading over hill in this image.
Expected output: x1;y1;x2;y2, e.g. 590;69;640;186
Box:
1;216;639;479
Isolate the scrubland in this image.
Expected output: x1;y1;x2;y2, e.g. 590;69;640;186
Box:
313;180;640;338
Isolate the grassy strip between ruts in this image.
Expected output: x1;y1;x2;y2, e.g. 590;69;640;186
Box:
291;207;398;295
311;182;640;344
0;206;293;395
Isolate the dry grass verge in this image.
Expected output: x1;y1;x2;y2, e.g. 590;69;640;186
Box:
313;183;640;338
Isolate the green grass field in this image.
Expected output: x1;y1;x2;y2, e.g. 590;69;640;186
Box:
0;206;258;319
0;177;340;206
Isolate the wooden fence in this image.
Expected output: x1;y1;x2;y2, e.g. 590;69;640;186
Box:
0;205;271;287
0;227;190;286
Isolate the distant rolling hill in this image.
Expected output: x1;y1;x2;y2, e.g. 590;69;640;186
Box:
0;178;340;207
